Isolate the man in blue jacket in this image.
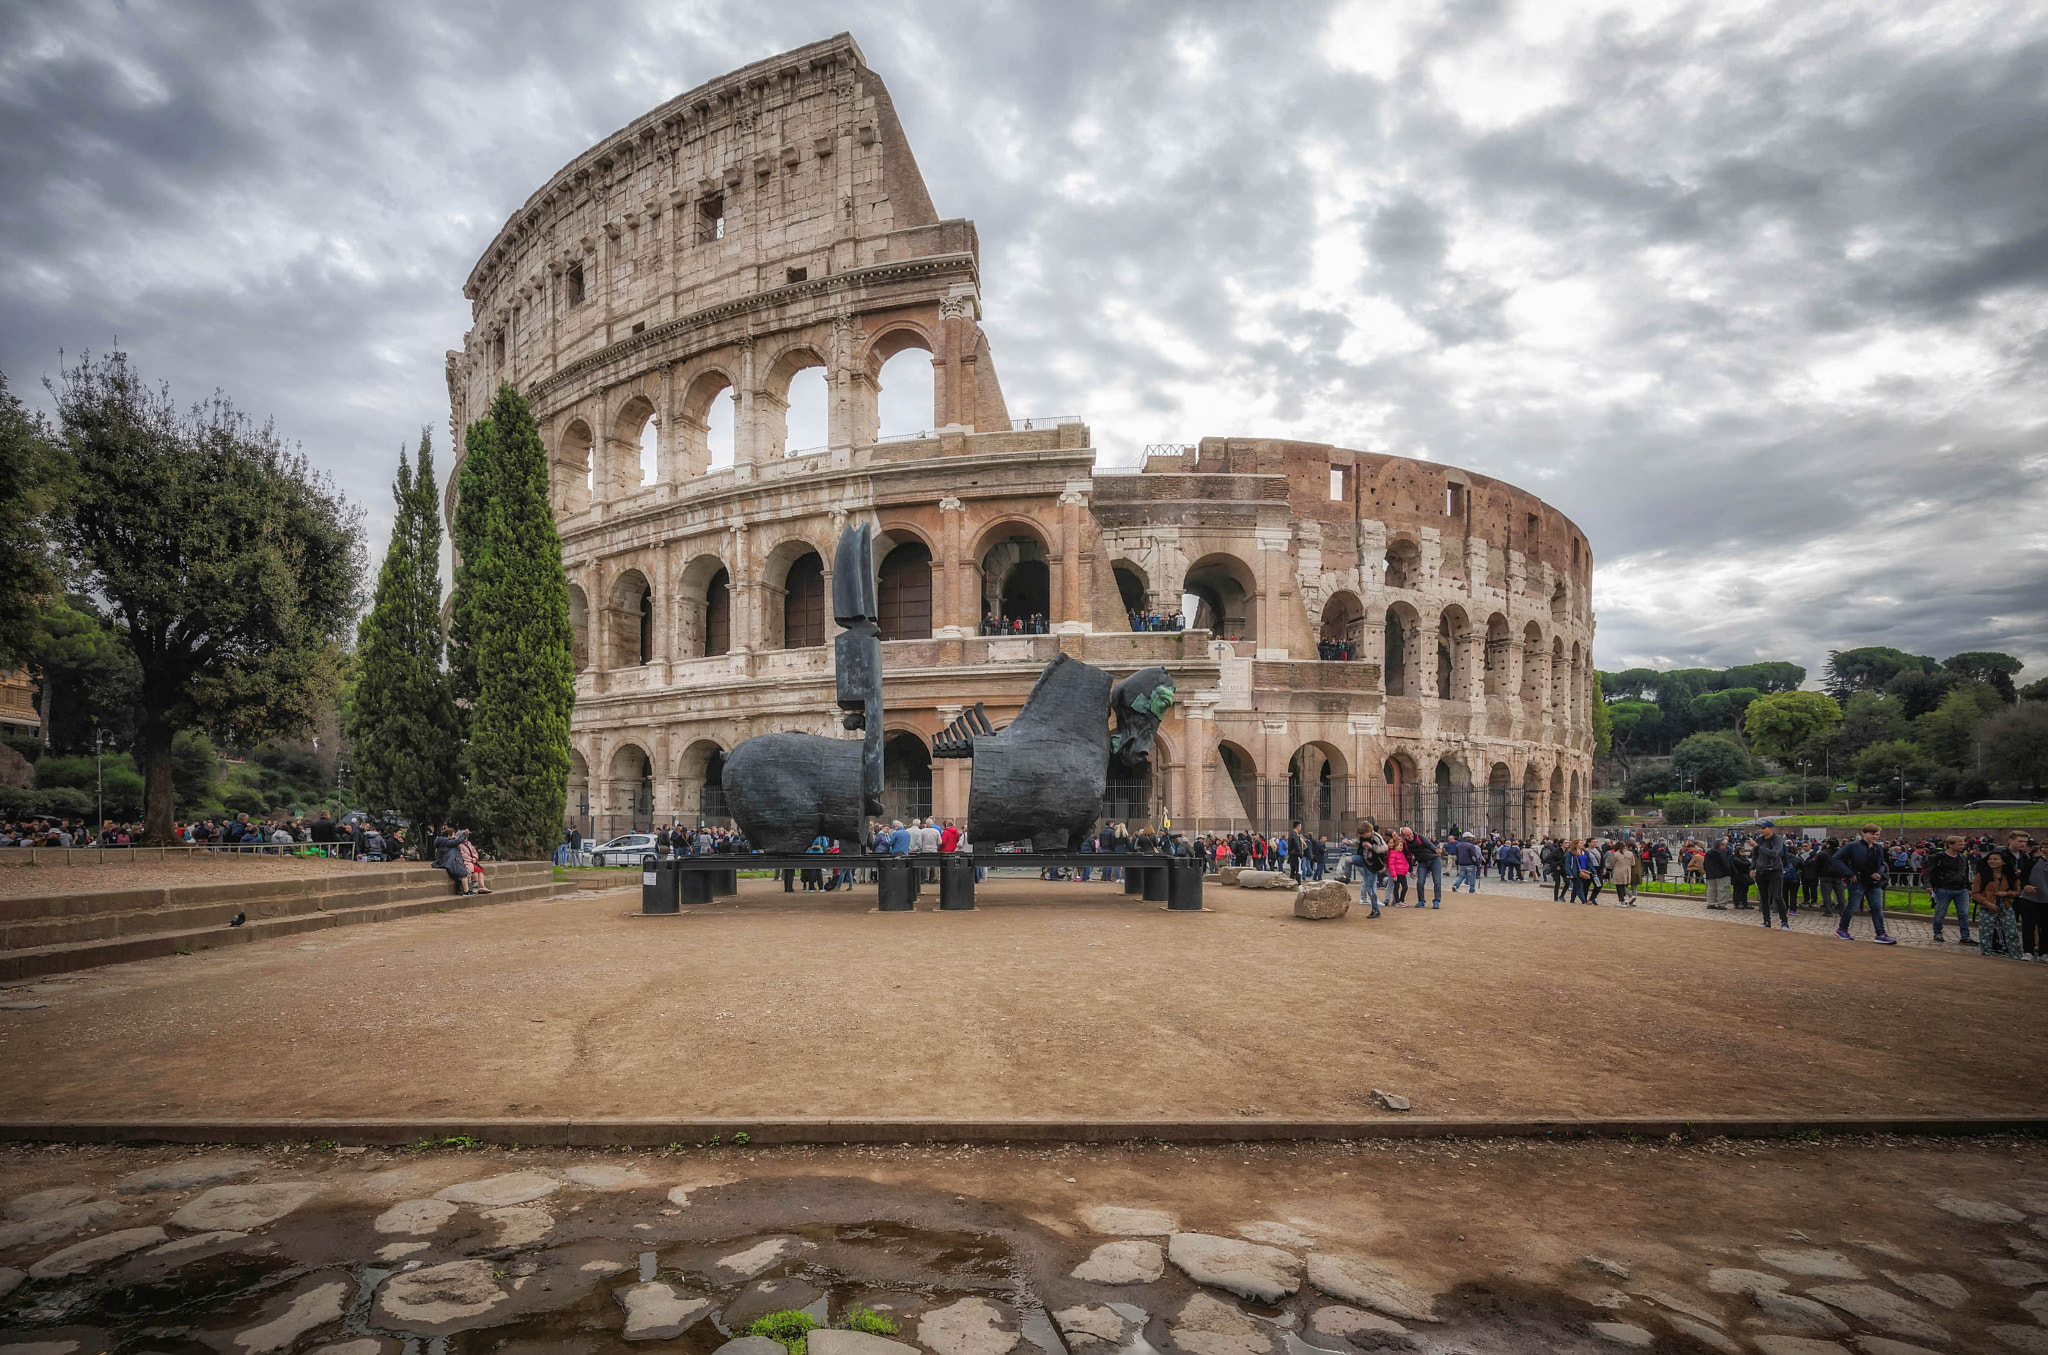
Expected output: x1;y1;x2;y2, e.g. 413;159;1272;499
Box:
1833;823;1899;945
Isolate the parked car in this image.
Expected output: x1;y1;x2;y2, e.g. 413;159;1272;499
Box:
588;833;657;868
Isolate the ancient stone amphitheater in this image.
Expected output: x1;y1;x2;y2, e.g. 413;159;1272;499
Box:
446;34;1596;843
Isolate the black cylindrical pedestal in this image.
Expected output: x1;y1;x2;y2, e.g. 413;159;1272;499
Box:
939;854;977;910
1141;861;1170;902
714;867;738;897
1122;863;1145;894
1167;857;1204;911
678;866;714;905
878;857;916;911
641;855;678;914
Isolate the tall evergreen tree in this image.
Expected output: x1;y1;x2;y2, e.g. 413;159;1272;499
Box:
457;384;574;857
446;416;495;714
350;430;457;846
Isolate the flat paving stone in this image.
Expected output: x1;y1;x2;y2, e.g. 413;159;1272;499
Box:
1933;1196;2025;1224
615;1281;712;1341
1804;1285;1946;1345
1238;1221;1316;1248
1665;1316;1738;1354
115;1157;262;1193
919;1296;1021;1355
1855;1338;1944;1355
1581;1255;1631;1280
0;1200;124;1249
1169;1293;1272;1355
230;1277;349;1353
29;1226;167;1278
0;1343;80;1355
6;1187;95;1220
1991;1329;2048;1355
373;1198;458;1235
722;1278;826;1330
1589;1322;1654;1348
1304;1253;1436;1323
1757;1247;1865;1279
1983;1256;2048;1286
807;1333;920;1355
1308;1304;1410;1340
480;1205;552;1247
1071;1239;1164;1284
1053;1306;1126;1344
1171;1233;1301;1303
375;1242;429;1261
151;1230;248;1258
715;1339;790;1355
305;1343;384;1355
374;1259;511;1332
0;1267;23;1300
563;1164;653;1190
1706;1267;1789;1295
1877;1270;1967;1309
1084;1206;1177;1236
1641;1291;1722;1327
1750;1288;1850;1333
432;1171;559;1207
169;1183;321;1232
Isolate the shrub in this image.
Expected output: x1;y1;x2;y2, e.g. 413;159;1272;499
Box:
1;732;40;765
747;1311;820;1355
1661;793;1719;826
0;785;95;820
842;1309;898;1337
1590;795;1622;827
222;787;267;816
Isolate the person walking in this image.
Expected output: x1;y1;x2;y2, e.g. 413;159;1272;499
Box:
1751;820;1791;930
1354;824;1386;918
1833;823;1899;945
2015;834;2045;961
1401;827;1443;907
1451;832;1482;893
1606;838;1639;906
1703;838;1732;910
1973;849;2023;960
1925;835;1975;945
1980;831;2038;959
1386;838;1410;905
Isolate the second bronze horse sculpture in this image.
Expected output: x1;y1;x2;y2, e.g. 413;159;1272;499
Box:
722;522;1174;853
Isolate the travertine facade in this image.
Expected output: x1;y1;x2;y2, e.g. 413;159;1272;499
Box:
449;34;1596;841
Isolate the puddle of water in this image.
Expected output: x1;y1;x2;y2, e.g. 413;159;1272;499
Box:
639;1250;657;1282
1019;1306;1068;1355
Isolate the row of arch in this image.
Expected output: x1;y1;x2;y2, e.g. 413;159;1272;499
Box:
574;520;1062;669
552;328;941;512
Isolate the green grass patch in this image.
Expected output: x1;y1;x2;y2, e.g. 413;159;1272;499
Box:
841;1308;898;1336
747;1311;821;1355
1714;807;2044;829
1630;878;1941;916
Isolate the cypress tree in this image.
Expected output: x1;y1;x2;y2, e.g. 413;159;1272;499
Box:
458;384;575;858
349;430;457;846
446;416;496;715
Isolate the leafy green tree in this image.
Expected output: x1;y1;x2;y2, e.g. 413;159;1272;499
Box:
1722;662;1805;693
1851;738;1932;792
1671;732;1750;794
1660;793;1718;826
50;351;365;842
1623;769;1674;804
1833;691;1909;758
1743;689;1843;765
1588;686;1611;757
24;596;138;753
1977;702;2048;796
0;371;69;664
1941;651;2022;704
2022;676;2048;702
455;385;575;857
350;431;458;844
1822;646;1939;700
1688;687;1761;732
446;417;495;715
1882;666;1957;719
1590;794;1621;826
169;730;218;808
1913;681;2004;769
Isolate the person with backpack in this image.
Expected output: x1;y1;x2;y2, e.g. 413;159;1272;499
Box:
1541;837;1566;899
1750;821;1792;930
1925;835;1975;945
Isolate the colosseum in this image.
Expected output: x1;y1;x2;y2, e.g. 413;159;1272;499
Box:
446;33;1597;845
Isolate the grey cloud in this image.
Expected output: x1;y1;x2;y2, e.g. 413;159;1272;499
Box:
2;0;2044;685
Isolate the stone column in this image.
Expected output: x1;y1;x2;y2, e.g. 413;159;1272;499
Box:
1183;697;1214;832
1254;524;1291;659
728;522;755;658
733;335;761;479
934;704;965;822
1056;485;1088;633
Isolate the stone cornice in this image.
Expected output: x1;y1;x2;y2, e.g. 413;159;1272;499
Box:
527;252;979;405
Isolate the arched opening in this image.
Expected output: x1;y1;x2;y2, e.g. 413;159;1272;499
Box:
1569;769;1583;831
1113;562;1149;622
1551;579;1569;623
1570;640;1584;721
1549;766;1566;837
676;371;737;476
608;743;654;828
877;539;934;641
608;395;657;494
1383;539;1421;589
1550;637;1567;717
766;347;828;458
1184;554;1256;640
783;367;828;456
701;748;728;824
875;342;937;441
1483;613;1511;698
980;530;1052;630
1437;605;1470;700
1217;741;1259;825
1320;591;1364;660
705;568;731;657
1104;755;1152;824
1433;758;1473;834
1288;742;1349;835
638;417;658;485
605;569;654;668
882;731;932;823
1384;603;1421;697
555;421;593;516
1487;762;1513;837
782;551;825;649
567;584;591;671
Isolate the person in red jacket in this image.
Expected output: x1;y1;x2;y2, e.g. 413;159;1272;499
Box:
939;820;961;853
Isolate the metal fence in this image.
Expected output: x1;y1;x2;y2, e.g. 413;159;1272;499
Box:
1185;780;1541;840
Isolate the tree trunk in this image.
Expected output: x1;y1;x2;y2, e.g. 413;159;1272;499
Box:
142;726;176;845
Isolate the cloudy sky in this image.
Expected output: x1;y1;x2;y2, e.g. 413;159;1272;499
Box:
5;0;2045;682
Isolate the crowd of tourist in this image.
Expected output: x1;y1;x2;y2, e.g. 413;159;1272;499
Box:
1316;638;1360;661
1126;610;1186;632
979;612;1051;635
1;810;380;856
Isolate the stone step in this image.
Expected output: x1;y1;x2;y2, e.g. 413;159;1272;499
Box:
0;877;584;982
0;862;556;942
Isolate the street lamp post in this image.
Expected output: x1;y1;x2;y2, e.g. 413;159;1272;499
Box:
1896;764;1906;837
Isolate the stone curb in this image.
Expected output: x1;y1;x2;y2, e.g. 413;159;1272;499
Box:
0;1115;2039;1148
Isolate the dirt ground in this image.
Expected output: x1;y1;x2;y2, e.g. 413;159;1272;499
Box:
1;877;2042;1125
1;1136;2044;1353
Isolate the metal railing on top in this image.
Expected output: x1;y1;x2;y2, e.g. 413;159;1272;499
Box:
1011;414;1082;429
